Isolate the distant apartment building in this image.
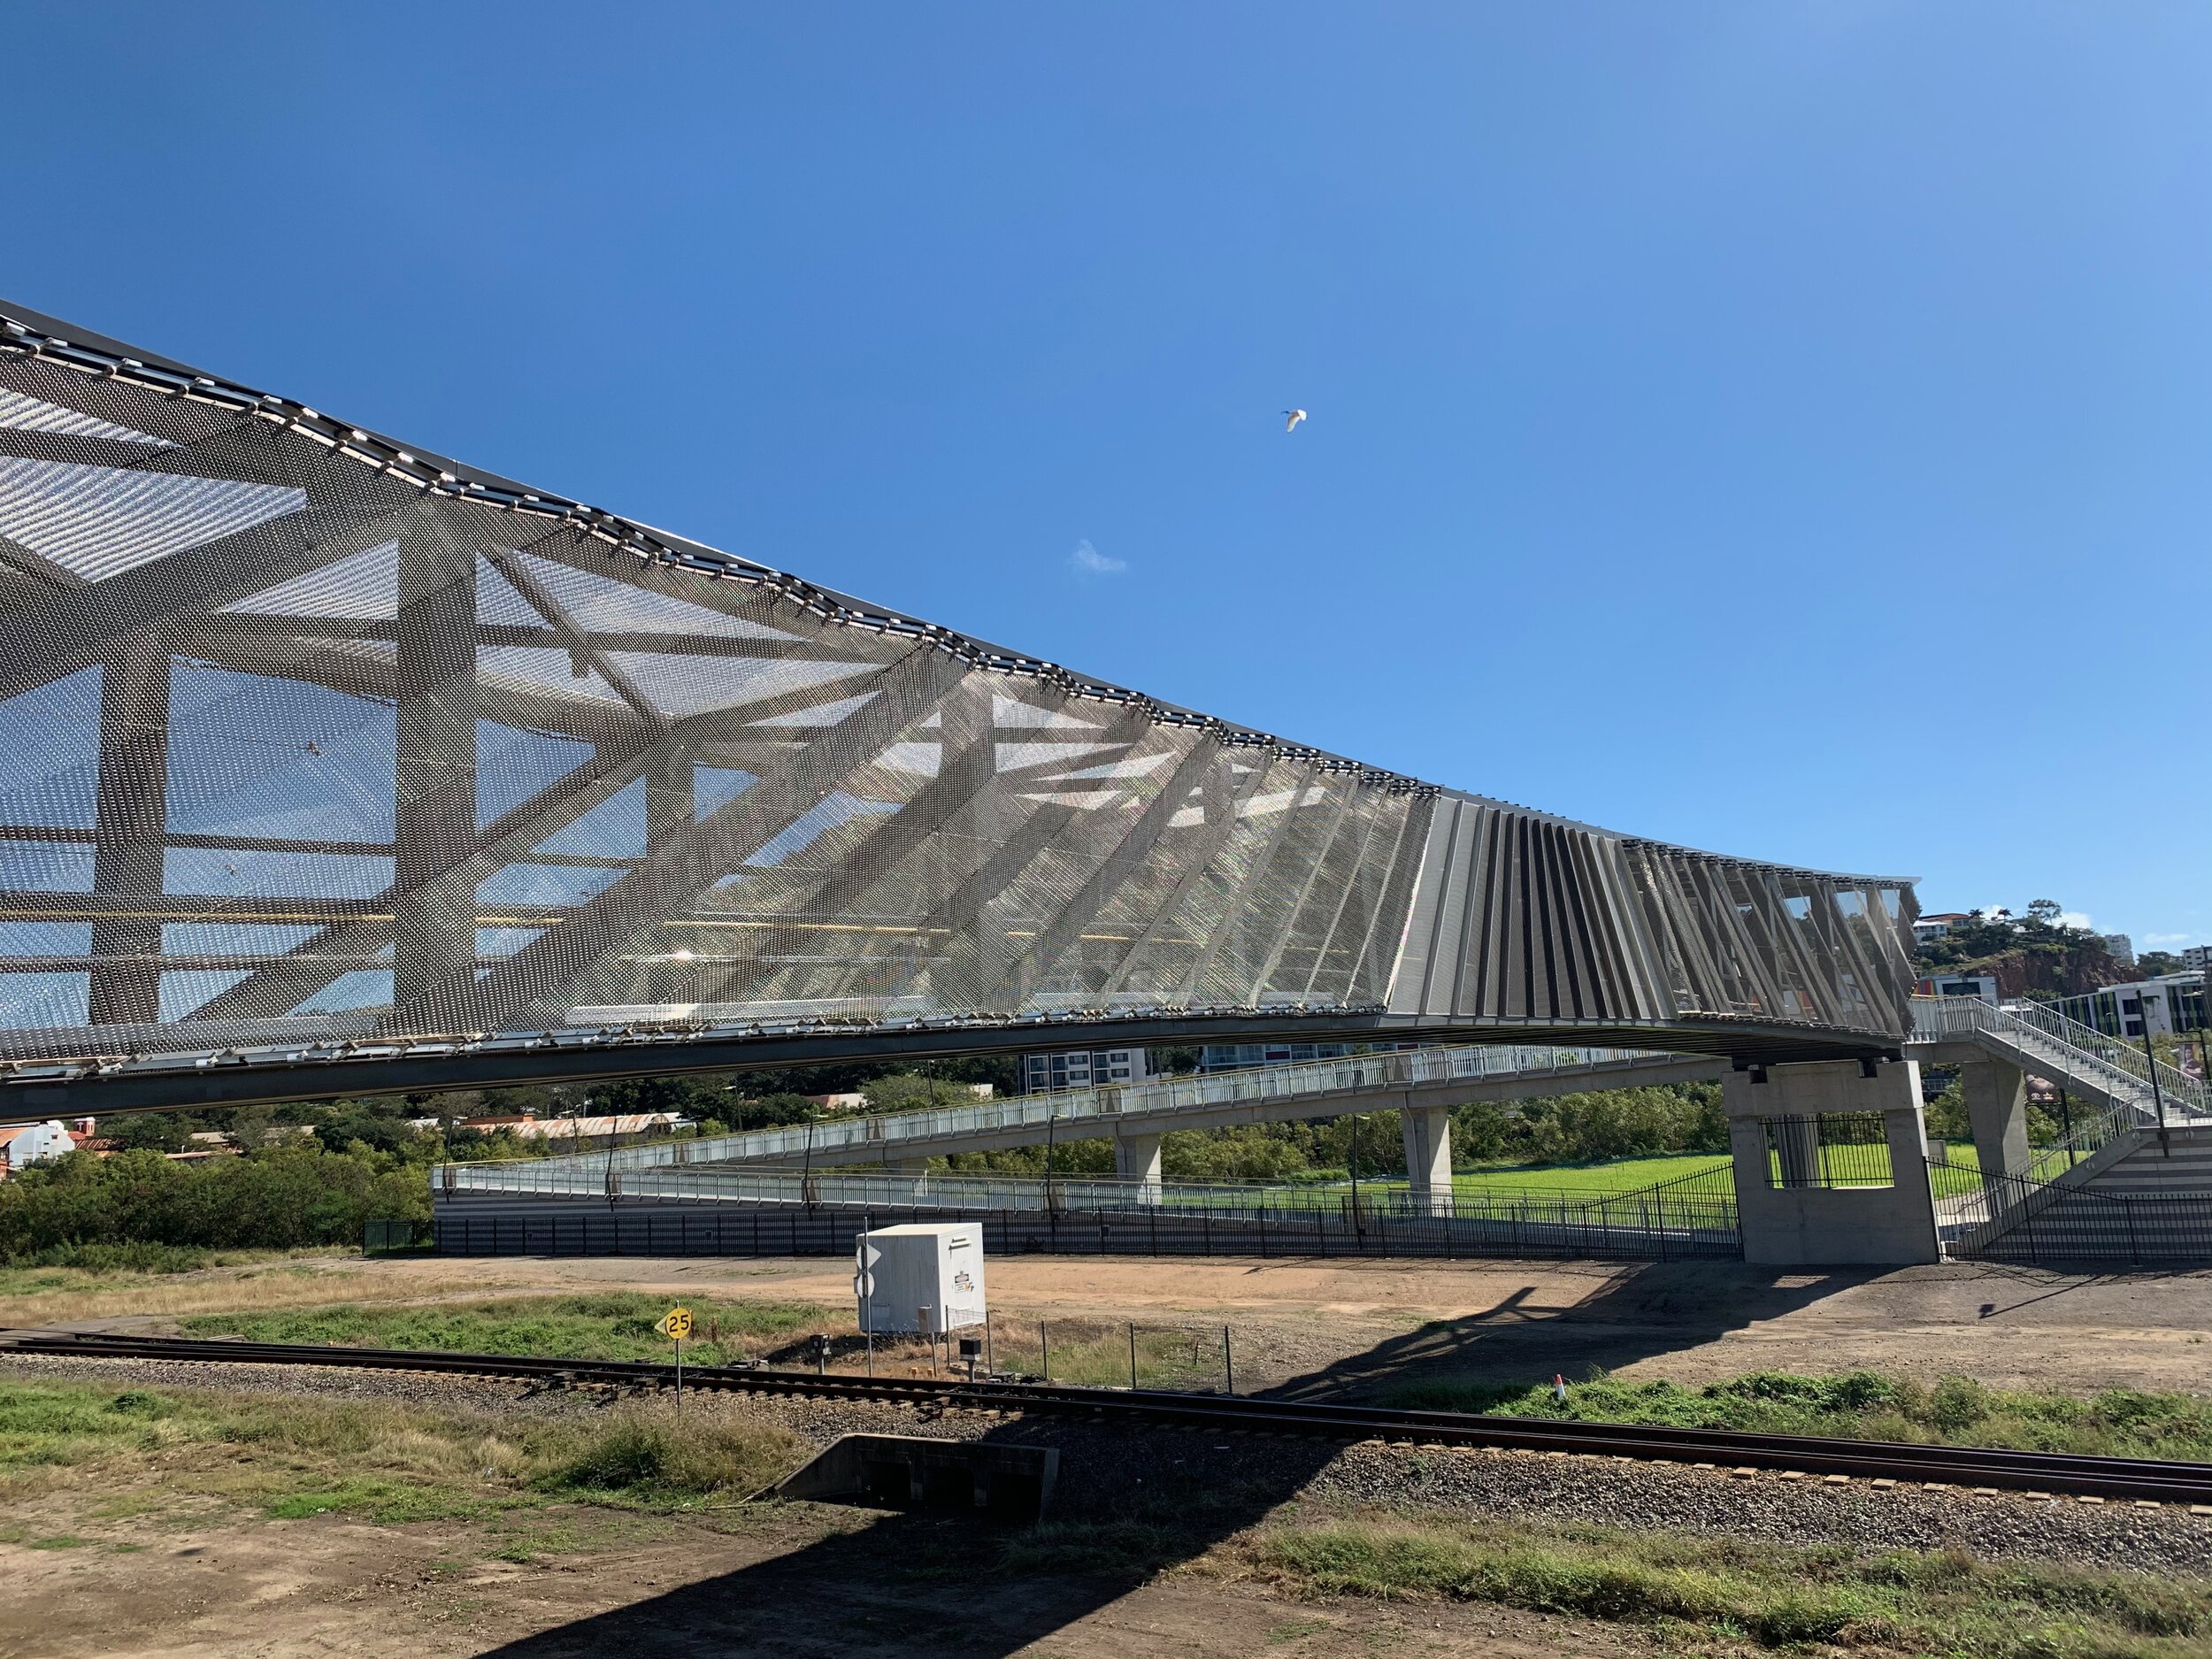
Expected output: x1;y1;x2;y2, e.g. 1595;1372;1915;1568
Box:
2103;934;2136;966
1022;1048;1153;1093
2184;945;2212;973
2055;975;2208;1041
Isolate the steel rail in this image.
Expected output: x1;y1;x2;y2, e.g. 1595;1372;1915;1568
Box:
12;1330;2212;1504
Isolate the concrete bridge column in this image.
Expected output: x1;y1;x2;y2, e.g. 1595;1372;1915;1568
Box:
1114;1132;1164;1202
1722;1057;1940;1265
1960;1060;2032;1185
1400;1105;1454;1216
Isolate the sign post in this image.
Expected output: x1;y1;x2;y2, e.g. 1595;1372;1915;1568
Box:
853;1238;879;1379
655;1305;694;1416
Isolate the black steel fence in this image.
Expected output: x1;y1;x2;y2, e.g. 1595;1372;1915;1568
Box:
429;1175;1740;1264
1759;1112;1893;1188
1942;1163;2212;1266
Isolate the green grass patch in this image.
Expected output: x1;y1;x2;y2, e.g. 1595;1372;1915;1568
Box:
181;1292;830;1367
993;1318;1234;1390
1234;1513;2212;1655
1451;1153;1729;1197
1384;1368;2212;1461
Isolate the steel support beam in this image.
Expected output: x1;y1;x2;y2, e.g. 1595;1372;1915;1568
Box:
391;515;480;1023
396;643;970;1034
87;632;169;1026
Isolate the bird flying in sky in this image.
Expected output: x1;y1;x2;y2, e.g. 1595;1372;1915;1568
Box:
1283;408;1307;433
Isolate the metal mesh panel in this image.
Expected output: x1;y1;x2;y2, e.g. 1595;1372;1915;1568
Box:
0;301;1919;1079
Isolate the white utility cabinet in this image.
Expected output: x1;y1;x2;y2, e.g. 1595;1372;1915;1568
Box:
854;1224;987;1334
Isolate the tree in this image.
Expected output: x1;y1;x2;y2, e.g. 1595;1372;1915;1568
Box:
2026;899;2062;925
586;1075;725;1118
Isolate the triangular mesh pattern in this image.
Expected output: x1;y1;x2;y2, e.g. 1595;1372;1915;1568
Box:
0;302;1922;1065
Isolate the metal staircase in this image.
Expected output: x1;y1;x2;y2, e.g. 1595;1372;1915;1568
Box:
1910;995;2208;1125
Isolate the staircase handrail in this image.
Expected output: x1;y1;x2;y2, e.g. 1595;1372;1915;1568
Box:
1910;996;2207;1120
445;1038;1696;1183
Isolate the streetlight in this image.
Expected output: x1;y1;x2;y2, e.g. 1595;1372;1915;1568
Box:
2136;993;2169;1148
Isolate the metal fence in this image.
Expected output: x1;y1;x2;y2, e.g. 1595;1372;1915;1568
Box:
1758;1111;1893;1188
430;1163;1740;1264
1911;995;2209;1122
1940;1160;2212;1266
361;1217;433;1255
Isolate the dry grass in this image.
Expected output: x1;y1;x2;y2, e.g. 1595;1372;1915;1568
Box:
0;1377;810;1531
1196;1509;2212;1657
0;1254;564;1331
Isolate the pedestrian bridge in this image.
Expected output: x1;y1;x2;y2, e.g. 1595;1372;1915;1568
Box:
1;299;1923;1121
436;996;2208;1228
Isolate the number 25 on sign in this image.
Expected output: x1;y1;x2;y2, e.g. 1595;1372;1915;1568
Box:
656;1306;692;1412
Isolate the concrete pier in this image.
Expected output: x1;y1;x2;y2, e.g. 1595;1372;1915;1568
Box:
1400;1105;1454;1216
1724;1057;1941;1265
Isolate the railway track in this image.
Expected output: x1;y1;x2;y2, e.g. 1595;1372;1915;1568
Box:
11;1328;2212;1506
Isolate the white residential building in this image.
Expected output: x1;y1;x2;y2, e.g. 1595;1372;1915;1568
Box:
0;1120;77;1175
2055;975;2208;1041
1023;1048;1152;1093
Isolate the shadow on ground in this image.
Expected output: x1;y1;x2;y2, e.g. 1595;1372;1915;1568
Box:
1263;1258;1880;1401
477;1412;1340;1658
485;1257;2156;1655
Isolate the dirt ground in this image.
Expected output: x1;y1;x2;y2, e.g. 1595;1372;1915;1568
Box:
11;1252;2212;1655
53;1250;2212;1397
0;1498;1630;1659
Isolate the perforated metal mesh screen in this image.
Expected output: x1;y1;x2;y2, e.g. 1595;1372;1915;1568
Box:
0;303;1921;1067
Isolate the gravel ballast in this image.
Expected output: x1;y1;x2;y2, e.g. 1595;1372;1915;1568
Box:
4;1351;2208;1572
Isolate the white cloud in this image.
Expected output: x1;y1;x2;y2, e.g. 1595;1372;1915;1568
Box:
2145;933;2193;947
1070;538;1126;576
2058;911;2094;932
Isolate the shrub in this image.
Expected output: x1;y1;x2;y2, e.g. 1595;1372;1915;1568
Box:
546;1411;803;1498
0;1143;429;1261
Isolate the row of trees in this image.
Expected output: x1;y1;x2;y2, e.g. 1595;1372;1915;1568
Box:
1910;898;2150;998
0;1141;429;1261
8;1046;1728;1260
938;1082;1729;1184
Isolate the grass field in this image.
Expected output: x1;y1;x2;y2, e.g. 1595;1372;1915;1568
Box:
1273;1152;1730;1207
3;1377;2207;1658
181;1294;1237;1390
1225;1510;2212;1659
182;1294;832;1370
0;1377;802;1528
1452;1153;1728;1196
1386;1368;2212;1462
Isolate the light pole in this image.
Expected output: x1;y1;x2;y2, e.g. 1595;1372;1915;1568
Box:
1348;1111;1363;1238
2137;995;2169;1148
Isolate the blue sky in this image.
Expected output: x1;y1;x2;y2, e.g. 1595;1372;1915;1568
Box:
4;4;2206;953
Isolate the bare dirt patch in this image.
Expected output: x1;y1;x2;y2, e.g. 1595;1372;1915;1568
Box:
0;1501;1627;1659
122;1250;2212;1399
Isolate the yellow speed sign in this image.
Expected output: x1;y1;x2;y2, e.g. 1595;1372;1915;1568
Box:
656;1305;694;1343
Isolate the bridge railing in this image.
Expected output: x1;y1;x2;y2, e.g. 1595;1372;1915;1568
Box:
1910;996;2208;1121
473;1039;1684;1182
437;1155;1739;1243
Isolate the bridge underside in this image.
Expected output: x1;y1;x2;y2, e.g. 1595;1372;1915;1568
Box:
0;299;1921;1117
